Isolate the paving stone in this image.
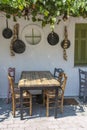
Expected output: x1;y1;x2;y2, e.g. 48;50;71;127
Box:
0;97;87;130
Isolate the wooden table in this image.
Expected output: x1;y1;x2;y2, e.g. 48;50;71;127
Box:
18;71;60;120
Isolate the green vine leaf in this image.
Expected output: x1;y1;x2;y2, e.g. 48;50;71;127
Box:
0;0;87;27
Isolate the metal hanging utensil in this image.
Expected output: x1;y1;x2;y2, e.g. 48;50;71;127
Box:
2;19;13;39
61;26;70;60
12;23;26;54
47;31;59;45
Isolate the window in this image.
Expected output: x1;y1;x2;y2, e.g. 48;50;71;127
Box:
74;24;87;66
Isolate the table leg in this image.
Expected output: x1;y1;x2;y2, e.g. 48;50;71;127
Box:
54;87;58;118
20;88;23;120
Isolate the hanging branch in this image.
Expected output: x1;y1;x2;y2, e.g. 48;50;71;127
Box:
63;26;68;61
63;49;67;61
10;23;19;56
61;26;70;61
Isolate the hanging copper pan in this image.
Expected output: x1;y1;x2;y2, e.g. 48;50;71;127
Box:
61;39;70;49
61;26;70;49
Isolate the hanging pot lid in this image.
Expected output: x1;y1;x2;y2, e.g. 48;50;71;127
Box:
2;19;13;39
47;31;59;45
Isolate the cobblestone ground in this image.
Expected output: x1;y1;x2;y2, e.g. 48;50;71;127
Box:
0;97;87;130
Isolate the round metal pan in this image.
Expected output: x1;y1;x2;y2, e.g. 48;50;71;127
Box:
47;31;59;45
61;26;70;49
2;19;13;39
12;23;26;54
61;39;70;49
12;39;26;54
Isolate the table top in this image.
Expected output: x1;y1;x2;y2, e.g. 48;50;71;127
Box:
18;71;60;88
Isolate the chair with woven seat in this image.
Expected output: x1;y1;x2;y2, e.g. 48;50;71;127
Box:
43;68;64;105
8;75;32;117
7;67;17;103
45;72;67;117
54;68;64;81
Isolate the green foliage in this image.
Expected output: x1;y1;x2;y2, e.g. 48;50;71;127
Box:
0;0;87;28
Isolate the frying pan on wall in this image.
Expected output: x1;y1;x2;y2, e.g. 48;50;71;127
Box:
2;19;13;39
61;26;71;61
61;26;70;49
47;31;59;45
61;39;70;49
12;24;26;54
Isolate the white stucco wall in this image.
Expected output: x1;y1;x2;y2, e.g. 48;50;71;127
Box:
0;14;87;98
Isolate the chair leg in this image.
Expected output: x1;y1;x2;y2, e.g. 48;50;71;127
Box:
83;96;86;103
12;98;15;117
43;90;46;105
60;99;63;113
46;96;49;117
29;95;32;116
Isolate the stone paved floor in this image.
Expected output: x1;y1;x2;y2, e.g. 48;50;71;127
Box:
0;97;87;130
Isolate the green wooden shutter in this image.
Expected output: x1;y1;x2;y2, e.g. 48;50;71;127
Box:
74;24;87;66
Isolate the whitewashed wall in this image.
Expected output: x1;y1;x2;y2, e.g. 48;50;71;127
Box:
0;15;87;98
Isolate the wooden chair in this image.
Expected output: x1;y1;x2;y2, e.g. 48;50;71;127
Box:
79;69;87;102
54;68;64;80
8;67;15;81
7;67;16;103
8;75;32;117
45;73;67;117
43;68;64;105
